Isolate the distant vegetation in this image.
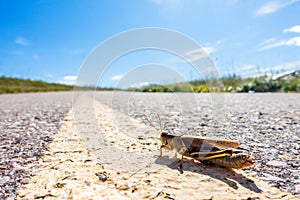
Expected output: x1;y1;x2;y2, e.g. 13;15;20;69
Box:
0;77;74;94
129;73;300;93
0;76;119;94
1;72;299;94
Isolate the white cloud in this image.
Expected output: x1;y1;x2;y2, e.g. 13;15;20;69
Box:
184;41;222;62
258;24;300;51
15;36;30;46
235;64;259;77
64;75;77;81
203;40;222;54
258;38;285;51
258;36;300;51
203;47;214;55
258;37;278;46
239;60;300;77
241;64;257;71
260;60;300;74
184;48;209;62
283;25;300;33
58;75;77;85
111;75;123;81
285;36;300;46
255;0;299;16
130;81;151;88
215;40;223;46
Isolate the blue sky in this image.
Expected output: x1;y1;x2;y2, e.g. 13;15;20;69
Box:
1;0;300;87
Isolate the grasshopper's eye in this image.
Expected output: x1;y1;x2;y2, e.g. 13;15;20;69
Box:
161;132;168;137
242;155;247;160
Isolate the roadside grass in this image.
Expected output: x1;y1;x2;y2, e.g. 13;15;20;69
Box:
0;77;74;94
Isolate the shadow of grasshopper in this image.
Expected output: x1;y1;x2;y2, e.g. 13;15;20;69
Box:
155;156;262;193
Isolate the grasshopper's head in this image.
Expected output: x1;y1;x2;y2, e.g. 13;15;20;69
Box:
160;131;169;146
160;131;177;147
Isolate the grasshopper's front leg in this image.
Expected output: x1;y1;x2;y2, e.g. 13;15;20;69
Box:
160;145;165;156
159;145;173;156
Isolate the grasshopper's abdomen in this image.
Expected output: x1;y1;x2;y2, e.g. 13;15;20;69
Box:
207;153;255;169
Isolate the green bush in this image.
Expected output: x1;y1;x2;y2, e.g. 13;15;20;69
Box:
237;75;300;93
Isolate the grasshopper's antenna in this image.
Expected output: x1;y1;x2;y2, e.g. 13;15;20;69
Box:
143;114;159;132
157;114;162;133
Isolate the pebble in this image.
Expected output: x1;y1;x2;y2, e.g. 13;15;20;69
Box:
266;160;288;167
55;182;67;188
250;171;258;177
21;178;30;184
0;176;10;185
269;149;278;154
262;173;284;182
95;172;108;182
116;183;129;190
85;180;91;186
295;185;300;194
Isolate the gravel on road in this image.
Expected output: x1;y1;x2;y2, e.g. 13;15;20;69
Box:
0;92;72;200
1;91;299;198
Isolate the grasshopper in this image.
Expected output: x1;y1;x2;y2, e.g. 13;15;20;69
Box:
145;115;255;171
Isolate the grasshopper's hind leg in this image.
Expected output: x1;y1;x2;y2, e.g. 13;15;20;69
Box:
178;155;184;174
177;147;188;174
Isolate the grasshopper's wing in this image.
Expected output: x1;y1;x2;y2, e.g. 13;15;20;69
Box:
180;135;240;161
181;135;240;150
199;136;240;148
180;136;217;153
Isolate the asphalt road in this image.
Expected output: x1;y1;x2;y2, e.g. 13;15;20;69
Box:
0;91;299;198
